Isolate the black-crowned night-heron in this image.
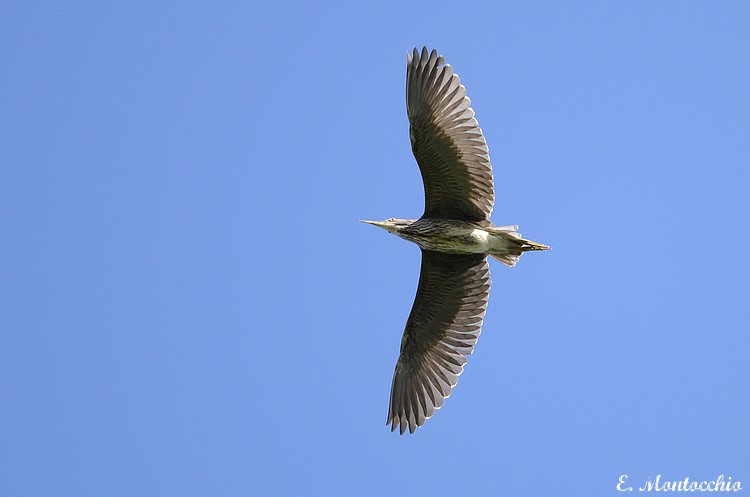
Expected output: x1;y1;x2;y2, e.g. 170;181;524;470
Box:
362;47;549;435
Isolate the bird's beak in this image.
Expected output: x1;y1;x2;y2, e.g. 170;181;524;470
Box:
360;219;387;228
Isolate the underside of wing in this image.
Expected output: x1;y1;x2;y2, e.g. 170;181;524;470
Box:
388;250;491;434
407;47;495;221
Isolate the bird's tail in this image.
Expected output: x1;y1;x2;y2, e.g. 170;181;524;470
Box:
486;225;550;267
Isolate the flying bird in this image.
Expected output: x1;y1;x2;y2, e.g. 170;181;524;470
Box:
362;47;549;435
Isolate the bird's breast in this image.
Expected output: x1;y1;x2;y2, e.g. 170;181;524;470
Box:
400;222;491;254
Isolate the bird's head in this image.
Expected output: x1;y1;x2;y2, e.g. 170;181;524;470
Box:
360;218;414;234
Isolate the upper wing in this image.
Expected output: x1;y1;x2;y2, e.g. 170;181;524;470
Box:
388;250;491;434
407;47;495;221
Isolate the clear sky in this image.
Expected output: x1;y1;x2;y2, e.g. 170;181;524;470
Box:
2;1;749;496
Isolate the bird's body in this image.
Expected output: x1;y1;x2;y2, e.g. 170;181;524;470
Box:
363;47;548;434
364;218;547;263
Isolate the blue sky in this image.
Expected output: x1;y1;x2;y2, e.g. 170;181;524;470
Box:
2;1;749;495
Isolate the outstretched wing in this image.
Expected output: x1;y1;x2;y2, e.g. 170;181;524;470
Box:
388;250;491;434
406;47;495;221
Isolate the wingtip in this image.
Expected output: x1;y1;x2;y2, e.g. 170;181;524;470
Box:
408;46;439;58
387;413;418;435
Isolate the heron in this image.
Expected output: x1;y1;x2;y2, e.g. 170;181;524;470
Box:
362;47;549;435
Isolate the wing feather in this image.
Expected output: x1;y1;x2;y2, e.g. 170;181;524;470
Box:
407;47;495;221
387;251;491;434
